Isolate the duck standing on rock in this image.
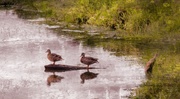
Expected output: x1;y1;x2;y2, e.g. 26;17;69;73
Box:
46;49;63;65
80;53;98;68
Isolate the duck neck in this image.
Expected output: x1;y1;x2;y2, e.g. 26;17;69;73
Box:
48;51;51;55
48;50;51;55
81;54;85;58
153;53;158;59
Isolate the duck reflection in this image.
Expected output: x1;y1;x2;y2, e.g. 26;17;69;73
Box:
80;70;98;84
47;72;64;86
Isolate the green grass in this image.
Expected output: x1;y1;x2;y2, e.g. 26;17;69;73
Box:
24;0;179;42
133;52;180;99
128;42;180;99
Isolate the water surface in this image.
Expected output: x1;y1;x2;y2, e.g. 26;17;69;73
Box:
0;10;145;99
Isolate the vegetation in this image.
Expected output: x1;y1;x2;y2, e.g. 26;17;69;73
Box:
0;0;180;98
132;42;180;99
30;0;180;42
1;0;178;41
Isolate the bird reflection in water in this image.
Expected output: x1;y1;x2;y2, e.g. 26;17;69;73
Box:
80;69;98;84
47;72;64;86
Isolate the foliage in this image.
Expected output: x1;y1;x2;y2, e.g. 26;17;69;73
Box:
133;52;180;99
21;0;179;42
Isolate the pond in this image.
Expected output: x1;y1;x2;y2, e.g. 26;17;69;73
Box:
0;10;145;99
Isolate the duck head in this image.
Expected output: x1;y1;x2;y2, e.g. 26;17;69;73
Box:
46;49;51;53
81;53;85;57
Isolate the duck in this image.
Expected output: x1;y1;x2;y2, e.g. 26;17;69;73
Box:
80;53;98;68
46;49;63;65
145;53;158;74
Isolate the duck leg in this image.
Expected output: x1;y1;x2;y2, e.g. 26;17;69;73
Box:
87;68;89;72
87;65;89;69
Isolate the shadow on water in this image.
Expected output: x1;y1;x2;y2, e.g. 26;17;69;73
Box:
47;72;64;86
80;69;98;84
45;69;99;86
44;64;100;85
15;9;42;19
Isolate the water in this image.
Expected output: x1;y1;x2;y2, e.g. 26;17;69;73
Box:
0;10;145;99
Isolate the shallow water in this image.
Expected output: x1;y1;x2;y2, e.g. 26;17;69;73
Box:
0;10;145;99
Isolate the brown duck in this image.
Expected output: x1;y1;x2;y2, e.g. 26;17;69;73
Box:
80;53;98;68
46;49;63;65
145;53;158;74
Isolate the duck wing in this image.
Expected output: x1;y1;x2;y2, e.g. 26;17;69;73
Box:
82;57;98;64
51;53;63;61
87;57;98;62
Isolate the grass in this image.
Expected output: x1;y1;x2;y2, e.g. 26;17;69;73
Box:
4;0;178;42
129;42;180;99
28;0;179;42
133;52;180;99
